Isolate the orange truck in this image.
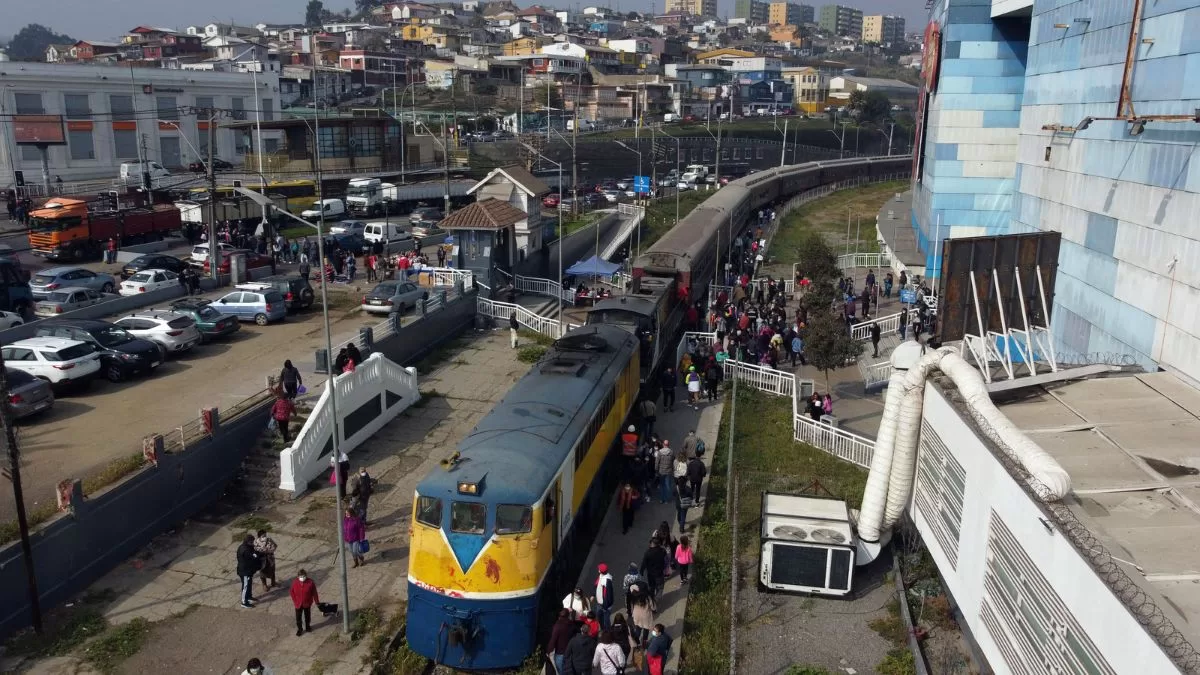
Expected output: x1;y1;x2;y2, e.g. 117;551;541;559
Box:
27;198;182;262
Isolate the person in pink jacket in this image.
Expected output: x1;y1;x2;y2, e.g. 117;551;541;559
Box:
674;535;695;583
343;508;367;567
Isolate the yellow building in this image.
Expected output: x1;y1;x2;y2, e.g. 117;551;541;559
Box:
401;24;435;41
664;0;718;17
769;25;801;42
862;15;905;44
767;2;805;26
503;36;551;56
694;47;755;63
781;66;827;113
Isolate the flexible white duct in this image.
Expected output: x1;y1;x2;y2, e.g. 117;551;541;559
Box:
857;346;1073;559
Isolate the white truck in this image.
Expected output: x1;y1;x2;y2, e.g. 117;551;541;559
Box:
345;177;398;217
680;164;710;186
301;198;347;221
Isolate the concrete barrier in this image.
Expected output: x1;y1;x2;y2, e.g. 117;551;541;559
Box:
0;286;190;343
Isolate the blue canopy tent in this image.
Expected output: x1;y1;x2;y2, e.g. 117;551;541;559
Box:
565;255;621;277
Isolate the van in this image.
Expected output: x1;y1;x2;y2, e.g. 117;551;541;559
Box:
301;198;346;220
364;221;414;248
119;161;171;183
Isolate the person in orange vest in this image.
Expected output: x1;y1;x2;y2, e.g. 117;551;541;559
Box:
621;425;640;481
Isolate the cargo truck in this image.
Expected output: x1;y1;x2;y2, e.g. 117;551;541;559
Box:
345;177;398;216
28;198;182;262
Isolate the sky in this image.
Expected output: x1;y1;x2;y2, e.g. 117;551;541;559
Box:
5;0;927;43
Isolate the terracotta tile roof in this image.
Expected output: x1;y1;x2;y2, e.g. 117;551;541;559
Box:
468;165;552;198
439;198;527;230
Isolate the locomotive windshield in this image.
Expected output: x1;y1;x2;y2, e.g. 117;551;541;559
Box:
451;501;487;534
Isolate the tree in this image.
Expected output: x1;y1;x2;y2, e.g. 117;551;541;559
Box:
793;230;841;287
532;83;562;112
848;90;866;113
305;0;325;27
861;91;892;124
7;24;74;62
803;308;863;397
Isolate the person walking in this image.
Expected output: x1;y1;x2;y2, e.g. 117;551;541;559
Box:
640;539;668;600
561;624;598;675
899;307;908;341
236;534;261;608
271;390;297;444
645;624;673;675
870;321;881;358
349;466;375;523
548;608;574;675
675;480;693;533
593;630;627;675
674;536;695;583
343;508;367;567
280;360;303;400
628;584;656;648
687;454;707;506
622;562;646;615
594;563;615;630
253;528;278;592
240;658;273;675
289;568;320;636
685;366;702;408
610;613;634;662
654;442;673;504
509;313;520;349
106;237;118;264
638;397;657;441
299;258;311;281
366;252;377;282
562;586;590;620
331;449;350;496
659;366;676;412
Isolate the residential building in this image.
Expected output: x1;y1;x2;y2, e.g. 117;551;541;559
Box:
45;44;75;63
337;50;416;86
540;41;620;73
827;75;916;103
695;47;756;64
733;0;769;23
725;56;783;83
767;2;810;26
458;165;551;277
562;84;635;122
0;62;281;183
503;36;552;56
818;4;862;37
781;66;826;112
664;0;718;18
861;14;904;45
71;41;123;61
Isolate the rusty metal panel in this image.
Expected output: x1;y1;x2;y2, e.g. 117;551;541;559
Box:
936;232;1060;343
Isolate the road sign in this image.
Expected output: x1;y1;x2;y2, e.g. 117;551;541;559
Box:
634;176;651;194
899;289;917;304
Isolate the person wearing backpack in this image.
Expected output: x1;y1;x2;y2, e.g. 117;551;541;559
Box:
592;630;627;674
687;455;707;506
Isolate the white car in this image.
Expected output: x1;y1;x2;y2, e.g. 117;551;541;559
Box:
190;242;236;265
119;269;180;296
0;310;25;330
113;310;202;357
1;337;100;388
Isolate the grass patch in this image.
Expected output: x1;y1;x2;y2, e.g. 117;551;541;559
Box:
519;329;556;347
230;515;272;542
553;210;602;237
786;667;835;675
767;180;907;276
388;645;431;674
3;607;108;660
81;453;148;497
415;338;467;374
0;503;56;546
516;345;548;363
304;660;328;675
350;605;383;643
411;389;442;407
279;225;313;240
642;190;712;249
82;617;152;673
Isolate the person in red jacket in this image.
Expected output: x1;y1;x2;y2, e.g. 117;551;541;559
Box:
290;568;320;636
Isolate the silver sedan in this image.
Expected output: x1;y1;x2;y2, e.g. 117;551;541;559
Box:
361;281;428;314
30;266;117;297
34;288;112;317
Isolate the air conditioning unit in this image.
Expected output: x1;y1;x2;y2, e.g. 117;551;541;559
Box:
759;493;856;597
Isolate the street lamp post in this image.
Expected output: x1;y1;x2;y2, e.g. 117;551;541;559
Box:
613;140;643;259
829;121;849;159
519;142;563;336
234;186;352;633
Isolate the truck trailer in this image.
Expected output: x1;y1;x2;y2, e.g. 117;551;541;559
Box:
28;198;182;261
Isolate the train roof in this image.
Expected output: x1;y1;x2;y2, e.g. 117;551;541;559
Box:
416;324;637;505
590;294;660;316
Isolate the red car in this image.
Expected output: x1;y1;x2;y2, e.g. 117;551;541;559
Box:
202;249;275;275
542;193;561;208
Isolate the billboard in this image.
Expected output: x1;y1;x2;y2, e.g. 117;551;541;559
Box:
935;232;1061;344
13;115;67;145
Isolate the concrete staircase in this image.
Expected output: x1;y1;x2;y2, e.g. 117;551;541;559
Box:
232;395;319;507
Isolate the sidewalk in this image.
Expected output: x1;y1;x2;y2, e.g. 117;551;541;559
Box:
575;396;725;675
2;331;527;675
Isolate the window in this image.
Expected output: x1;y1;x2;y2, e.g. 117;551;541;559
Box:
351;125;379;156
451;501;487;534
415;495;442;527
197;129;209;156
64;94;91;119
575;386;617;469
2;348;34;361
317;126;349;158
14;93;44;115
261;98;274;122
231;97;246;121
194;96;214;111
114;129;139;159
110;95;135;121
496;505;532;534
157;96;178;120
69;128;95;160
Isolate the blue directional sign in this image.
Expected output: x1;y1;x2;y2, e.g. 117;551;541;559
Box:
899;289;917;305
633;175;651;194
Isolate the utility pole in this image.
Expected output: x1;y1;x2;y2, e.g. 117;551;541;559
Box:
779;118;789;167
0;349;43;634
207;112;219;281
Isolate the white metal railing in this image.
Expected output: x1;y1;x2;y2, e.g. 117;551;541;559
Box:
676;330;874;468
862;361;893;390
423;267;473;288
850;311;903;340
477;296;578;338
514;274;575;303
603;204;646;261
676;331;718;374
279;353;419;495
838;252;891;271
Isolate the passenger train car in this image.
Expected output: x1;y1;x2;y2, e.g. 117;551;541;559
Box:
407;325;641;670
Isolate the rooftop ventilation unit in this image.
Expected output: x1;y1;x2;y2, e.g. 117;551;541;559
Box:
759;493;856;597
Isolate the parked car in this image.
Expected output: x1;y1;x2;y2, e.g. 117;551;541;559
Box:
363;222;414;250
601;190;621;203
30;266;116;297
35;319;162;382
202;250;276;276
1;337;99;391
190;242;237;265
542;193;561;208
616;177;635;189
34;288;111;317
188;157;234;173
167;298;241;342
213;289;288;325
236;276;315;312
119;269;181;296
410;224;444;240
325;232;368;256
5;368;55;419
121;254;189;280
409;206;444;223
113;310;202;358
361;281;428;314
0;310;25;330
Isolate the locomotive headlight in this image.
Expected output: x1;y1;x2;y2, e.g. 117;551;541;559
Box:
457;481;479;495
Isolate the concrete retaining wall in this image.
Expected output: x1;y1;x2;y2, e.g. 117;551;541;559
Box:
0;397;272;639
514;212;621;280
370;288;479;367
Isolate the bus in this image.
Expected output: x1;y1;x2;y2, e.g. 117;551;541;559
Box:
187;179;318;214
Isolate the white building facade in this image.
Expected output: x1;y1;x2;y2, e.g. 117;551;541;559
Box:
0;62;282;184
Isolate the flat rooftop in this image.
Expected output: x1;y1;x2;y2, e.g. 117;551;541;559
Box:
875;190;924;268
990;371;1200;646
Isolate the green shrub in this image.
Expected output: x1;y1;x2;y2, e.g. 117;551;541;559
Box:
877;647;916;675
83;618;152;673
517;345;548;363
